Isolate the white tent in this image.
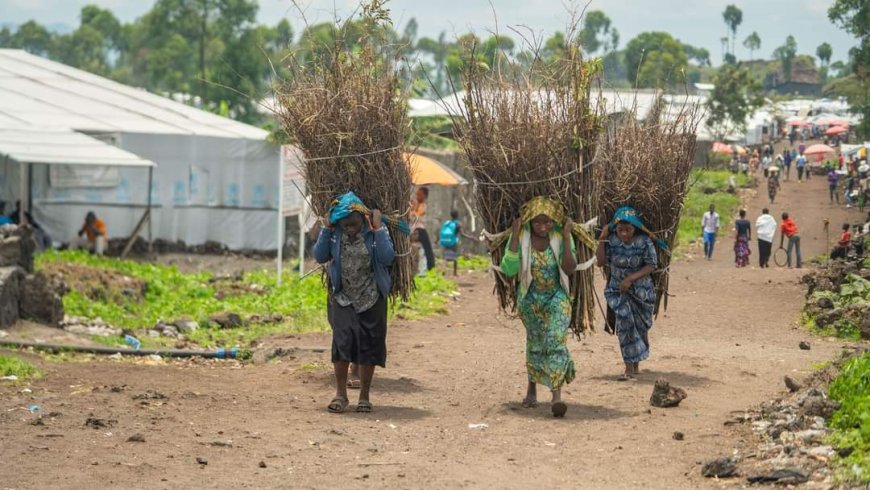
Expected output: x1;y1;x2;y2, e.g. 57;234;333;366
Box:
0;49;285;251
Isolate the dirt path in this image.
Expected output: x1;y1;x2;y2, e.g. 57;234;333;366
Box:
1;159;864;489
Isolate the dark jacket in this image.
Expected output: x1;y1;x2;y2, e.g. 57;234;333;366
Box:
313;223;395;298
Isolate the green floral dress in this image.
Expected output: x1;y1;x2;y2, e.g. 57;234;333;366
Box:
517;247;576;390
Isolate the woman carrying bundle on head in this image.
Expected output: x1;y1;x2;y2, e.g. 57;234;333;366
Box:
596;207;659;381
313;192;395;414
500;197;576;418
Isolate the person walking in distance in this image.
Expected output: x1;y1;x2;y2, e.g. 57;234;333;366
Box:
411;187;436;272
779;212;802;269
755;208;777;268
701;204;720;260
733;209;752;268
768;167;781;204
827;167;841;204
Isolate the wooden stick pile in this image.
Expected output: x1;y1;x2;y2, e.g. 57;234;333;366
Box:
452;41;605;338
596;96;702;314
276;7;415;300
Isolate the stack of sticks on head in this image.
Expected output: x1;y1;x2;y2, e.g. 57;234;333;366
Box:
276;4;415;300
450;29;605;338
596;95;702;315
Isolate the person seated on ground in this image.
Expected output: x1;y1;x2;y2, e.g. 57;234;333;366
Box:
830;224;851;260
75;211;108;256
9;200;52;249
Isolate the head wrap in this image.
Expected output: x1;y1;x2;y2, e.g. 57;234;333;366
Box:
519;196;566;227
328;192;410;234
609;206;669;251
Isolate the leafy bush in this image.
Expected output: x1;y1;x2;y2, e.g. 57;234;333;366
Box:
828;354;870;484
0;355;41;380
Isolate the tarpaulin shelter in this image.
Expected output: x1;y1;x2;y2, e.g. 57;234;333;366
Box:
0;49;286;251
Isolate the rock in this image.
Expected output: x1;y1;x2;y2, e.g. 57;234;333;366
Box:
126;433;146;443
701;457;738;478
162;326;179;338
0;266;24;326
173;318;199;334
799;341;811;350
747;469;808;485
85;417;116;429
147;330;160;338
19;272;64;326
784;375;802;393
211;312;242;329
814;308;842;328
794;429;827;444
801;395;840;418
258;461;267;468
815;296;835;309
807;445;835;459
0;225;35;272
196;457;208;466
650;379;687;408
673;431;685;441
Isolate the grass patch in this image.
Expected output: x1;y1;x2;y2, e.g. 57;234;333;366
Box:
457;255;493;273
676;170;750;249
0;355;41;380
828;353;870;484
36;250;458;348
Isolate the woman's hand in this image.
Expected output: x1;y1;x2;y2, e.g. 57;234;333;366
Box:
511;217;522;236
599;225;610;240
370;209;382;230
619;276;634;293
563;218;574;238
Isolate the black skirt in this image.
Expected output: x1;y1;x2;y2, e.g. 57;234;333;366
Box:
328;294;388;367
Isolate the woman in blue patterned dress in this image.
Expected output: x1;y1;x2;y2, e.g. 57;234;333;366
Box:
500;197;577;418
596;206;658;380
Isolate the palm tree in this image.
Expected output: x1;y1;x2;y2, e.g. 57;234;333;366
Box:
417;31;450;94
816;42;833;67
743;31;761;61
722;5;743;57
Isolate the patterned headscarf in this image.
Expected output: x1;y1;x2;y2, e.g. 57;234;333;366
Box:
609;206;668;251
328;192;410;234
519;196;566;226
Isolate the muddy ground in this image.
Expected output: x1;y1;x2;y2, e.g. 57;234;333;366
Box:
1;154;866;489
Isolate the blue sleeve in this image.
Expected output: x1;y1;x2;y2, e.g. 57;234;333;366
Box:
642;236;658;269
373;228;395;266
313;228;334;264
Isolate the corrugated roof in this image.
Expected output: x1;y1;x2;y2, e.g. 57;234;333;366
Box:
0;49;268;140
0;124;155;167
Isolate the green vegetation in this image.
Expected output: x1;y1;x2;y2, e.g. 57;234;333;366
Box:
828;353;870;484
457;255;494;273
807;274;870;339
0;355;41;380
36;250;457;348
676;170;750;249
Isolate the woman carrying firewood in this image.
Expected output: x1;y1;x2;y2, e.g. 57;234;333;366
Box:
596;206;659;381
313;192;395;414
500;197;576;418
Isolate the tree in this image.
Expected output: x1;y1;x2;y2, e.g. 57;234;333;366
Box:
275;19;293;48
706;62;764;140
816;42;833;66
578;10;618;55
80;5;122;52
684;44;711;66
720;37;729;63
417;31;450;93
828;0;869;138
11;21;53;56
772;35;798;82
743;31;761;61
722;5;743;57
624;32;688;88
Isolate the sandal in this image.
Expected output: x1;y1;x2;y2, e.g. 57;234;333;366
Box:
551;401;568;418
347;379;361;389
327;396;349;414
617;373;635;382
356;400;373;413
521;398;539;409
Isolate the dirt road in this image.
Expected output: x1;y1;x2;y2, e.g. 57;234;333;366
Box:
1;165;864;489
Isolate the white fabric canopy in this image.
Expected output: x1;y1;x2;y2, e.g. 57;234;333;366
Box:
0;126;154;167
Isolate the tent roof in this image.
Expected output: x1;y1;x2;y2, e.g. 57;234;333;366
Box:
0;125;155;167
0;49;268;140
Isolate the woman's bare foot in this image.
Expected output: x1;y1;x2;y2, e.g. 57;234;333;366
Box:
633;362;640;376
618;362;636;381
551;389;567;418
522;381;538;408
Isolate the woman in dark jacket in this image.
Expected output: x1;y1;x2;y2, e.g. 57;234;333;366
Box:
313;192;395;414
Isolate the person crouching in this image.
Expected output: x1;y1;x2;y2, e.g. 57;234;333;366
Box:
313;192;395;414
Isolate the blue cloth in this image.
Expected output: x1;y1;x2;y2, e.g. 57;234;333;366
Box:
610;206;669;251
0;216;11;225
329;192;366;225
313;222;395;299
604;234;657;363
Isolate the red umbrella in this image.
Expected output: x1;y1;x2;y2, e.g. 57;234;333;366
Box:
787;120;808;127
712;142;733;154
803;144;836;156
825;126;848;136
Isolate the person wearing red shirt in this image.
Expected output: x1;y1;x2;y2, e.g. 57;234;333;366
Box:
830;223;851;260
779;212;802;268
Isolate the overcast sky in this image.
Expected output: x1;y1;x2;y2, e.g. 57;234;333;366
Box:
2;0;858;64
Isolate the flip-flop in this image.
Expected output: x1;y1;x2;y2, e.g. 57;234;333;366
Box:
356;400;373;413
552;402;568;418
617;374;636;382
521;398;539;409
347;379;361;389
327;396;349;414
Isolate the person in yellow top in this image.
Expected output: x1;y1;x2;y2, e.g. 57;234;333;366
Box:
75;211;108;255
500;197;576;418
410;187;435;273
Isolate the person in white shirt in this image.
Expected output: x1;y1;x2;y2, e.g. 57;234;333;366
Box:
762;156;772;177
701;204;720;260
755;208;777;268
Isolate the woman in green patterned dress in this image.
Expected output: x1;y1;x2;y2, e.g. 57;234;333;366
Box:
500;197;577;418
